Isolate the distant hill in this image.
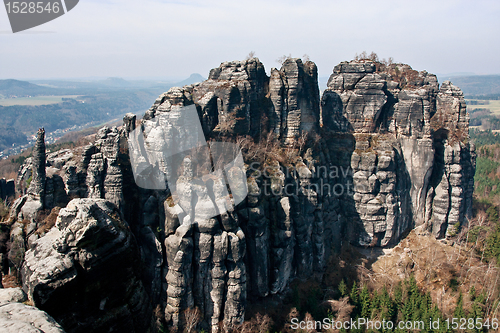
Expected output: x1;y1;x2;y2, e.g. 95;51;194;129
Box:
439;75;500;96
436;72;476;77
0;79;58;99
99;77;133;88
174;73;206;87
28;78;164;92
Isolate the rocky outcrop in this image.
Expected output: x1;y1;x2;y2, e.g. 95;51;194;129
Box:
21;199;152;333
269;58;320;143
131;58;326;331
0;287;66;333
0;178;15;201
17;128;47;220
5;57;475;333
321;60;475;245
142;58;268;139
0;303;66;333
28;128;46;204
0;287;27;303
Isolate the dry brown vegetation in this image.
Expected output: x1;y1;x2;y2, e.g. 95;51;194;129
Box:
35;207;60;235
2;274;20;288
354;51;423;89
233;312;273;333
234;131;317;169
181;307;201;333
368;227;500;319
240;222;500;332
354;51;393;66
0;200;10;222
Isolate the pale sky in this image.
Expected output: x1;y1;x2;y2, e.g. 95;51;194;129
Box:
1;0;499;80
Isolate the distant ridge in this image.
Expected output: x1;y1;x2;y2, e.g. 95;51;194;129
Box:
438;74;500;96
100;77;132;88
175;73;206;87
437;72;475;78
0;79;57;98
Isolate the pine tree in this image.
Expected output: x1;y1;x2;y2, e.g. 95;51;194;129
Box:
394;281;402;304
468;300;483;333
350;281;359;306
408;275;419;298
469;285;476;301
407;275;421;321
454;292;466;319
338;279;348;297
419;292;433;332
349;281;361;321
429;305;447;333
370;290;380;319
380;286;395;321
477;290;487;305
360;285;371;318
401;284;412;321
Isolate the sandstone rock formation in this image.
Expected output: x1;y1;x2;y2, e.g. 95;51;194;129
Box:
21;199;152;333
269;58;320;143
321;61;475;243
0;178;15;201
0;287;66;333
18;128;47;220
3;57;475;333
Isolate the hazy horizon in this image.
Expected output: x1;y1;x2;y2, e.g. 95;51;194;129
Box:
1;0;499;80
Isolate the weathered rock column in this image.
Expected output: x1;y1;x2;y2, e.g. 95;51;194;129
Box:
269;58;321;144
28;128;46;207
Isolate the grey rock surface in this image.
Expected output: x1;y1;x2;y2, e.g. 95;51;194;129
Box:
19;129;46;221
21;199;152;333
0;287;27;304
0;302;65;333
322;60;475;245
27;129;46;205
0;287;65;333
269;58;320;143
5;57;475;333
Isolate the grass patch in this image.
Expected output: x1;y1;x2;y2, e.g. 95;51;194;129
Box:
467;99;500;116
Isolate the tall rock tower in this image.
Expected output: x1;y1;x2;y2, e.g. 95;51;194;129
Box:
27;128;46;208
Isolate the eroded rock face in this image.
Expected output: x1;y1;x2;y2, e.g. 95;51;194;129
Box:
21;199;152;333
0;287;66;333
143;58;268;139
322;60;475;245
28;129;47;204
0;287;27;304
0;178;15;201
269;58;320;143
0;302;66;333
18;128;47;221
7;58;475;333
133;58;330;331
